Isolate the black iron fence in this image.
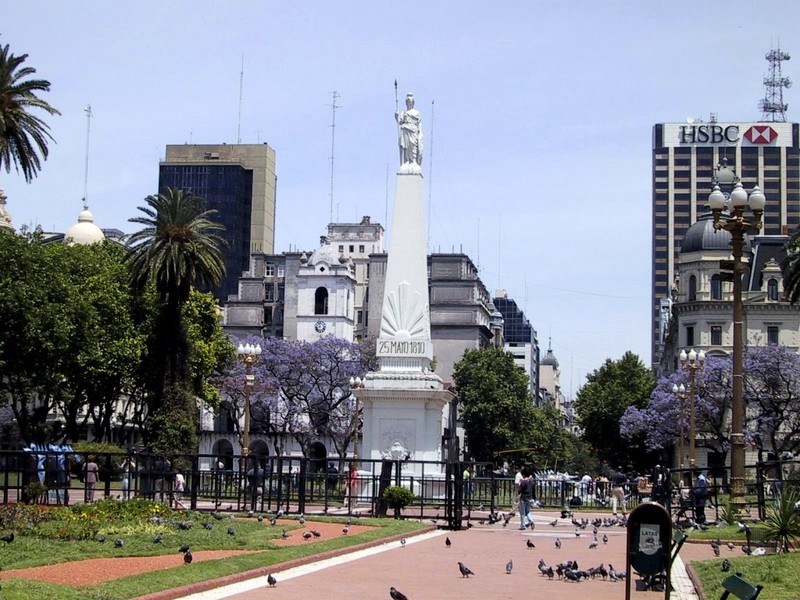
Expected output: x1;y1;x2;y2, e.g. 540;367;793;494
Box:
2;450;798;528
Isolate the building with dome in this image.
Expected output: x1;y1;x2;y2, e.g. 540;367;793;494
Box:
64;207;105;245
651;119;800;369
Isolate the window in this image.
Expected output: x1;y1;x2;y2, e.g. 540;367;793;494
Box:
357;310;363;324
359;244;365;254
264;308;273;325
711;325;722;346
686;325;695;347
338;245;344;253
710;274;722;300
277;264;285;277
768;326;779;345
265;263;275;277
688;275;697;301
314;287;329;315
349;245;354;253
366;263;370;280
768;278;778;301
265;285;275;301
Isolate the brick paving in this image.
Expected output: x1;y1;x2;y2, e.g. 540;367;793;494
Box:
178;510;701;600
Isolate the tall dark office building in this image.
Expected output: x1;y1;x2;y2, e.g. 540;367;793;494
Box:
159;144;277;301
651;121;800;367
493;290;540;400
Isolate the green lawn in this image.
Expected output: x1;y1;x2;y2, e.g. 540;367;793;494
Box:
0;499;427;600
692;552;800;600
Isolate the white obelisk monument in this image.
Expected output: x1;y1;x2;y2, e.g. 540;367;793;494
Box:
358;92;452;471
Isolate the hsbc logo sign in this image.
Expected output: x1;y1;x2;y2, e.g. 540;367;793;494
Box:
679;125;740;144
677;124;779;145
744;125;778;144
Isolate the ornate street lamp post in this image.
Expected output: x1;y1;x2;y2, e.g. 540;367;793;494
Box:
672;383;687;472
679;348;705;469
236;343;262;461
349;376;366;467
708;178;765;507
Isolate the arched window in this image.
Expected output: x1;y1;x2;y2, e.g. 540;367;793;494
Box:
688;275;697;301
767;278;779;301
710;274;723;300
314;287;329;315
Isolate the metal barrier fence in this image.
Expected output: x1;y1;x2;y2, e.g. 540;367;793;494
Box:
2;451;797;527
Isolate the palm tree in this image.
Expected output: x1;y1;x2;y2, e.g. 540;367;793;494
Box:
127;187;227;452
0;42;60;182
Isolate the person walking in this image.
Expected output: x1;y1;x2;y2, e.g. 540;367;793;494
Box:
692;469;709;524
518;467;535;530
173;467;186;509
83;456;99;503
610;467;627;516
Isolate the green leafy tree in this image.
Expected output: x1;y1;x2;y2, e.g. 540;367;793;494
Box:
0;41;60;182
573;351;654;471
453;348;536;462
0;233;143;445
126;187;227;453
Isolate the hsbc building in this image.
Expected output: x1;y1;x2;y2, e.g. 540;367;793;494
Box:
651;121;800;366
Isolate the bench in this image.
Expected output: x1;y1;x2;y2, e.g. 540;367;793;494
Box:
720;572;763;600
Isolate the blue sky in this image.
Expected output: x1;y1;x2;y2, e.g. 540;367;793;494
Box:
2;1;797;393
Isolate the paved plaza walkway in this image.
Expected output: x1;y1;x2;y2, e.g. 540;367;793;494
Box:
176;511;700;600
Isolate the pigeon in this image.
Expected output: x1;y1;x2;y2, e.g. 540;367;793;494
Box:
270;517;277;526
211;511;224;521
389;587;408;600
537;559;549;575
257;515;264;523
281;530;289;539
153;534;163;543
505;559;513;574
97;536;106;543
114;539;124;548
713;544;721;556
545;566;554;579
721;558;731;572
589;537;599;549
555;537;561;549
203;521;213;530
400;538;406;547
549;518;559;527
445;536;451;548
303;531;312;540
563;569;580;582
299;516;306;526
267;573;277;587
227;527;236;536
727;541;735;550
342;526;350;535
526;538;535;549
177;521;192;530
183;550;193;564
458;561;475;578
179;544;191;554
602;533;609;544
0;532;14;544
311;530;321;537
574;529;581;538
247;510;254;518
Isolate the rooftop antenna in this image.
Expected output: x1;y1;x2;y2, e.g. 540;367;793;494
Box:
497;212;502;291
759;45;791;122
427;99;435;252
328;90;341;224
476;217;480;270
237;55;244;143
82;104;92;210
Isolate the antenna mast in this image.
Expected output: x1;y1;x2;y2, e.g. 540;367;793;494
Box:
759;46;791;122
237;55;244;143
328;90;341;223
82;104;92;210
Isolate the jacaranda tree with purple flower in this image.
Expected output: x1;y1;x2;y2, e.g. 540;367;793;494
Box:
621;345;800;464
218;335;375;460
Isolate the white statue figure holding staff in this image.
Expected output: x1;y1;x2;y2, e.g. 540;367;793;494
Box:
395;92;423;167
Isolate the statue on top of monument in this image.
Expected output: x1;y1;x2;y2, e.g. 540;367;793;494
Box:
395;92;423;168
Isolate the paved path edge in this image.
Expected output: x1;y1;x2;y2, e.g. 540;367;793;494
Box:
685;563;707;600
133;524;437;600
